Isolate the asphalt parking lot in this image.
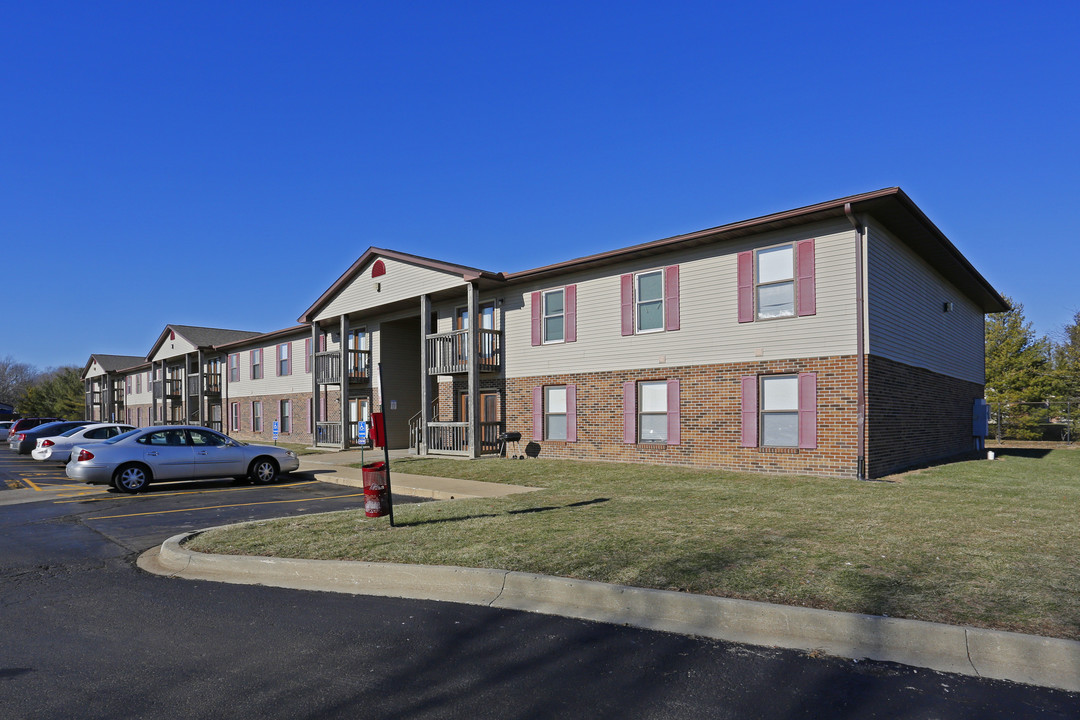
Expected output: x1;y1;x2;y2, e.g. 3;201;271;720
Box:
0;449;426;550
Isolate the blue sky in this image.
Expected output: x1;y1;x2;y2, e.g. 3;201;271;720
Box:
3;1;1078;369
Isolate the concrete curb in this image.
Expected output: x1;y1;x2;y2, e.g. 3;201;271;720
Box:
145;531;1080;693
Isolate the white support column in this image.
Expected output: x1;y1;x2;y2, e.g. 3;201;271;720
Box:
340;314;349;449
467;282;480;458
419;294;430;456
311;322;320;444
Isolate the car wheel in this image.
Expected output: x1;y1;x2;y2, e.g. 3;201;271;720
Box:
249;458;279;484
114;464;151;493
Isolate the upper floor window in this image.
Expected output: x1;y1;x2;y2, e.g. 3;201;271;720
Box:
277;343;291;377
621;267;680;336
756;245;795;319
229;353;240;382
738;240;816;323
532;287;577;345
250;349;263;380
543;290;565;343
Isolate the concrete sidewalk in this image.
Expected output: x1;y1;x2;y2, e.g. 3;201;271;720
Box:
295;451;541;500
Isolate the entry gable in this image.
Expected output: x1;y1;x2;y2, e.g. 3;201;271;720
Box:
301;247;504;323
147;325;262;363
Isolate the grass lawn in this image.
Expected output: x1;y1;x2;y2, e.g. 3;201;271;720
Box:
187;446;1080;640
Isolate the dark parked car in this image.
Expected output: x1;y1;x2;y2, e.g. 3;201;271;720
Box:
7;417;62;436
9;421;91;455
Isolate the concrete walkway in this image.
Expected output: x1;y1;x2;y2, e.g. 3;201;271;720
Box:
294;450;540;500
138;451;1080;694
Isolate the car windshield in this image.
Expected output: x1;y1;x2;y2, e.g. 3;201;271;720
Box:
102;429;142;445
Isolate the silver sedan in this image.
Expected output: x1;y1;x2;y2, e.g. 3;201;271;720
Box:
66;425;301;493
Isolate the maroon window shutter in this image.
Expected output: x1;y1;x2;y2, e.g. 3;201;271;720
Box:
565;285;577;342
666;379;681;445
798;372;818;449
622;381;636;443
531;292;542;346
287;343;292;376
737;251;754;323
532;387;543;441
566;384;577;442
664;265;680;331
275;345;282;377
305;338;311;373
796;239;817;316
620;274;634;336
249;350;256;380
740;376;758;447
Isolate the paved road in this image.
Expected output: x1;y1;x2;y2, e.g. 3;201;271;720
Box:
1;452;1077;719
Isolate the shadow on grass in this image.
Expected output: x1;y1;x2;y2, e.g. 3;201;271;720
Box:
994;448;1054;459
398;498;610;528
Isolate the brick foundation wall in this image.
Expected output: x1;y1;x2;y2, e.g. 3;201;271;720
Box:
866;356;983;477
224;391;315;445
505;356;860;478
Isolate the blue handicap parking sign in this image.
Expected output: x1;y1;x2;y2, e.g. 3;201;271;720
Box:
357;421;368;443
273;420;279;439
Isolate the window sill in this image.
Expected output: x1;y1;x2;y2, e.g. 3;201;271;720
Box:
757;446;800;454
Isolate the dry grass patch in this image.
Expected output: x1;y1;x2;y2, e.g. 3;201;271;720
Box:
188;448;1080;640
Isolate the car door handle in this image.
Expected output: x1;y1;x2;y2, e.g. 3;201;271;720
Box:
147;451;159;456
196;451;208;455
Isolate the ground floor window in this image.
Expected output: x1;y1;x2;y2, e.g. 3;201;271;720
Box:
761;375;799;447
545;386;567;440
280;399;291;434
230;403;240;431
638;381;668;443
622;379;680;445
252;401;262;433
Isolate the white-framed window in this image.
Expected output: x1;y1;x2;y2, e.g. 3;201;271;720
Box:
252;401;262;433
638;381;668;443
760;375;799;447
277;343;291;376
544;386;567;440
635;270;664;333
755;244;795;319
280;399;291;434
230;402;240;431
543;289;565;344
251;349;263;380
229;353;240;382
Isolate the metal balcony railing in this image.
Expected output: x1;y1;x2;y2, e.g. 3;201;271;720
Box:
426;329;500;375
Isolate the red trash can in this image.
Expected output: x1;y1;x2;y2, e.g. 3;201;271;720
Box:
362;461;390;518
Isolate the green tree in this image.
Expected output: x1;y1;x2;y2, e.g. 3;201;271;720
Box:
985;297;1053;439
17;367;85;420
1053;310;1080;398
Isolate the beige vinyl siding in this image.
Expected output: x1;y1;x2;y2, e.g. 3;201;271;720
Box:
225;335;311;398
315;256;466;322
151;334;197;362
85;361;106;379
126;369;153;405
865;221;985;384
504;220;858;379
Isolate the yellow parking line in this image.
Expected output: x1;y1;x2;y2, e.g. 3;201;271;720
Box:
88;491;366;520
52;480;319;504
20;478;43;491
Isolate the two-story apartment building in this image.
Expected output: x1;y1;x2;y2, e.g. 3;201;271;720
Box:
82;188;1006;479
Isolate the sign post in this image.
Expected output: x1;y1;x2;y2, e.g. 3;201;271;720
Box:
373;362;394;526
272;420;279;446
357;420;368;467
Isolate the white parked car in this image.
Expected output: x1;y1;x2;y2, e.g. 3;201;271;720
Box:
33;423;135;463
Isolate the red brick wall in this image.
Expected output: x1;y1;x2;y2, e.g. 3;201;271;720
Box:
225;391;316;444
506;356;860;478
866;355;983;477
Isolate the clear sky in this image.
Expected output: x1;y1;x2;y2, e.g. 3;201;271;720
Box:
3;1;1078;369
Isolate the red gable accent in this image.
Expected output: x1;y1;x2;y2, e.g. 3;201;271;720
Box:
371;260;386;278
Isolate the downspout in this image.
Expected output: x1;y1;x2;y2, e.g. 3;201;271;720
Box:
845;203;867;480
